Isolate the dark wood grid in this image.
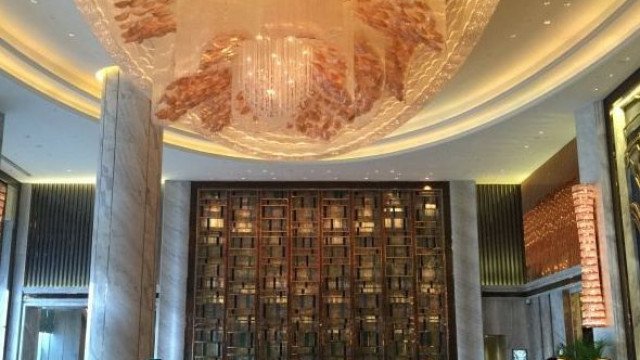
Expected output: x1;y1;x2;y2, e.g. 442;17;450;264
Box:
190;183;452;360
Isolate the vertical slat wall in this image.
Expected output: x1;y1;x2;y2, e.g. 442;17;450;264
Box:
24;184;94;290
476;185;525;286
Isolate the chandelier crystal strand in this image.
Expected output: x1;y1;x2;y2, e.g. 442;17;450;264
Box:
239;36;312;124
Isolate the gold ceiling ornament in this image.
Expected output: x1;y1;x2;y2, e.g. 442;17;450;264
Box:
76;0;499;160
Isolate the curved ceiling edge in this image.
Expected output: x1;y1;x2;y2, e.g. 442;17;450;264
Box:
1;2;639;162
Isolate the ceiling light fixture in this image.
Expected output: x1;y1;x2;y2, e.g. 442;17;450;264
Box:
543;20;552;25
76;0;498;160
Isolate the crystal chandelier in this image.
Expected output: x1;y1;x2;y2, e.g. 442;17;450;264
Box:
237;36;312;122
75;0;499;159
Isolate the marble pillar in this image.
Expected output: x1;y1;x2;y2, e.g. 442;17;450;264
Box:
85;68;163;360
449;181;484;359
575;102;629;359
5;184;31;360
0;184;18;360
157;181;191;360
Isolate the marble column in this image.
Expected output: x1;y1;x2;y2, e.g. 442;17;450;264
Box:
156;181;191;360
85;68;163;360
449;181;484;359
575;102;629;359
0;183;19;360
4;184;30;360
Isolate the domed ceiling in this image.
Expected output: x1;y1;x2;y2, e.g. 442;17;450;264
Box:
0;0;639;181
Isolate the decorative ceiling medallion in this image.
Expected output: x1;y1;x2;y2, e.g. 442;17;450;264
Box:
76;0;499;160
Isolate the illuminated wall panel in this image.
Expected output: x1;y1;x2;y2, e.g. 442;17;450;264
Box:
191;185;451;360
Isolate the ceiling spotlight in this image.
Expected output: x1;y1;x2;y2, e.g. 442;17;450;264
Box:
538;130;545;135
364;177;369;180
30;0;38;4
594;88;599;92
543;1;551;5
68;33;76;38
543;20;552;25
563;1;571;7
509;34;517;39
241;177;246;180
524;144;530;149
609;73;614;78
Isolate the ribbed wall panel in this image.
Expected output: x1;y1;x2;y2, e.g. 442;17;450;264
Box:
477;185;525;286
25;184;94;289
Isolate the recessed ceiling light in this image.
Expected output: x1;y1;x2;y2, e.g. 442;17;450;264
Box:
334;177;339;180
524;144;530;149
594;88;599;92
425;177;430;180
390;169;395;173
302;177;308;180
364;177;369;180
68;33;76;38
623;56;631;62
30;0;38;4
271;177;277;180
509;34;517;39
543;20;552;25
241;177;246;180
543;1;551;6
563;1;571;7
609;73;614;78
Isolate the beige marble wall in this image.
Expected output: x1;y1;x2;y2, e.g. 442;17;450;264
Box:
5;184;31;360
575;101;630;359
85;68;163;360
157;181;191;360
449;181;484;359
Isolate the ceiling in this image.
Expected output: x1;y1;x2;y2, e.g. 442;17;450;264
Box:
0;0;639;183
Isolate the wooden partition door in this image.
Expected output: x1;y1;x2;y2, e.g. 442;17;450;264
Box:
189;183;452;360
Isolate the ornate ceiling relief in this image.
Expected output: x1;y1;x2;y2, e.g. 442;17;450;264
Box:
76;0;499;159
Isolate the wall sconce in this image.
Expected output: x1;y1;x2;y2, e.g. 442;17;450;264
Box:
572;184;607;328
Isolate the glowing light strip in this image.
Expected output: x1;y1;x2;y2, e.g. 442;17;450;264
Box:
0;44;100;118
572;184;607;328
